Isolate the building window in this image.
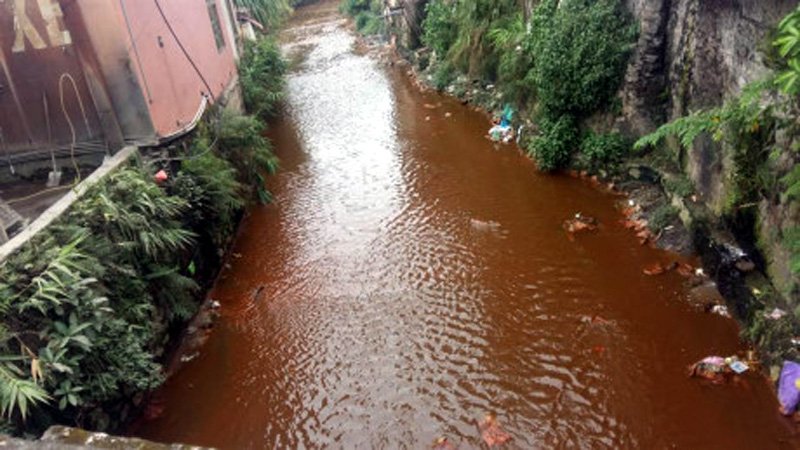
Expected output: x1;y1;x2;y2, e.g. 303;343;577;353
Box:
206;0;225;51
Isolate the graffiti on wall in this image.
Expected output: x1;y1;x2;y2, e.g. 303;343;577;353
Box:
11;0;72;52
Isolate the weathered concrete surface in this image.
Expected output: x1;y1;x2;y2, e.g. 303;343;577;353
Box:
0;426;211;449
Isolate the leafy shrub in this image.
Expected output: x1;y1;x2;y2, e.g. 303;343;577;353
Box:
580;132;629;168
422;0;458;58
531;0;636;118
233;0;293;31
524;0;635;171
488;13;536;101
431;63;455;91
784;227;800;275
0;107;281;432
774;5;800;95
663;175;695;198
216;110;279;203
341;0;383;35
240;38;287;120
527;115;578;172
649;203;679;231
0;166;195;432
172;145;243;248
355;10;384;35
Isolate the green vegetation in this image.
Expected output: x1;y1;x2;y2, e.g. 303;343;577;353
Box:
233;0;307;31
341;0;384;35
774;6;800;95
649;204;679;232
635;81;776;213
240;37;287;120
420;0;636;171
0;167;185;432
0;0;289;430
579;132;630;171
784;227;800;275
421;0;458;59
635;5;800;287
529;115;578;172
663;174;695;198
526;0;636;171
0;0;289;436
529;0;636;119
0;105;280;434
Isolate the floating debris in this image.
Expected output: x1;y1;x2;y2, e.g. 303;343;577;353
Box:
432;437;456;449
688;356;728;383
709;305;731;318
477;414;511;447
563;213;598;240
778;361;800;415
643;262;668;276
643;261;679;276
689;355;750;383
729;360;749;374
180;352;199;363
470;218;502;233
675;262;695;277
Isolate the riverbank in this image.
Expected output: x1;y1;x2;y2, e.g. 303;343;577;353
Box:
131;2;798;447
370;0;800;382
0;107;279;436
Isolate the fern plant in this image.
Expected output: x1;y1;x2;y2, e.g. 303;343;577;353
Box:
774;5;800;95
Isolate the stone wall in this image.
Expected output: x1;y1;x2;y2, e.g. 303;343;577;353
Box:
617;0;798;296
620;0;797;208
387;0;799;296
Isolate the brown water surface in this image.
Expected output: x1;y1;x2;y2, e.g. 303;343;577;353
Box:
134;2;799;448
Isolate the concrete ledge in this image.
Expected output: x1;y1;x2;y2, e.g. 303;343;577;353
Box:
0;146;138;263
1;425;212;449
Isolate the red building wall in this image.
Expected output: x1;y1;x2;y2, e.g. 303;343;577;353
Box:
95;0;239;140
0;0;240;164
109;0;238;139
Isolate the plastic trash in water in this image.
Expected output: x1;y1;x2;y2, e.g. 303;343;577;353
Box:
488;124;513;143
701;356;726;368
477;413;511;447
500;104;514;127
778;361;800;415
729;360;749;374
710;305;731;318
689;356;729;383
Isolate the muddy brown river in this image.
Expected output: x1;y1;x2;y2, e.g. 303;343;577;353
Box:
134;2;799;448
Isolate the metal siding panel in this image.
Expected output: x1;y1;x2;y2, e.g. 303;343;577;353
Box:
0;0;106;161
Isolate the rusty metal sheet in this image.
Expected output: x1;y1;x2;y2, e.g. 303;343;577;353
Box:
0;0;106;164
